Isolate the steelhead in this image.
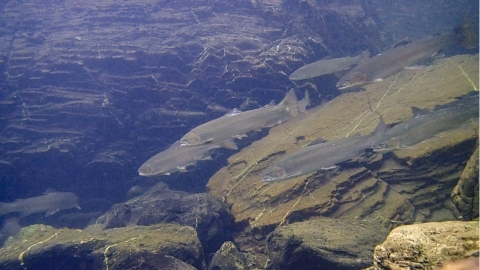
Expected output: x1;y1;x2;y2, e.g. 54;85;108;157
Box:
373;93;479;152
337;23;474;89
180;89;309;146
138;139;237;176
289;50;369;81
261;118;386;182
0;190;80;218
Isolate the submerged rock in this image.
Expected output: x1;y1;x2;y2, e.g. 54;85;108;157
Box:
0;223;204;270
266;218;390;270
96;183;234;261
206;54;479;264
208;241;255;270
372;221;479;270
451;142;479;220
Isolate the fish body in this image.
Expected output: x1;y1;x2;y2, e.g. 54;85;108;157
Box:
0;191;80;218
261;118;386;182
373;93;479;152
289;50;369;81
180;89;308;146
336;33;459;89
138;139;237;177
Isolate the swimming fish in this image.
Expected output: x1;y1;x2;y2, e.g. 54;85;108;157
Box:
373;93;479;153
289;50;369;81
0;190;80;218
138;139;238;177
337;23;475;89
261;118;386;182
180;89;309;146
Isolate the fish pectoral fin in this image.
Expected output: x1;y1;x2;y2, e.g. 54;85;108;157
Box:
76;205;82;210
404;65;426;70
226;108;242;116
373;78;384;82
234;134;248;139
177;166;188;172
45;209;60;217
320;165;337;170
199;154;212;160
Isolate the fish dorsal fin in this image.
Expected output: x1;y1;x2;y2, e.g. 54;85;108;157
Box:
226;108;241;116
411;106;430;116
321;55;332;60
268;100;276;106
308;138;327;146
393;37;412;48
44;188;57;195
373;116;387;135
169;141;182;148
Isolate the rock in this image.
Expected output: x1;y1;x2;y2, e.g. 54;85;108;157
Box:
96;183;234;260
451;142;479;220
207;54;479;242
372;221;479;270
0;223;203;270
208;241;255;270
266;218;390;270
438;257;479;270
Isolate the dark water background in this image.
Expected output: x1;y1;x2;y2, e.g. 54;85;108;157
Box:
0;0;478;230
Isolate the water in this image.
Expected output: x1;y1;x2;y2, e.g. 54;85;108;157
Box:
0;0;478;266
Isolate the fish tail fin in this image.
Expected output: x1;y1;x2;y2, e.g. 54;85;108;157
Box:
0;202;7;216
280;89;300;118
455;16;478;49
298;90;310;114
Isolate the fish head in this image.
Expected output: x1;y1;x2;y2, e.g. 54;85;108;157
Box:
260;166;288;182
180;132;201;146
138;164;154;176
372;138;401;153
336;72;368;89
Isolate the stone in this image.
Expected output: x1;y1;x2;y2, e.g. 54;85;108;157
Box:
372;221;479;270
266;218;390;270
96;182;234;260
452;142;479;220
0;223;204;270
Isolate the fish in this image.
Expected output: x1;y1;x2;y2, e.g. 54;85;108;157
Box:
336;23;475;89
180;89;309;146
261;118;386;182
138;139;238;177
0;190;80;218
373;93;479;153
289;50;370;81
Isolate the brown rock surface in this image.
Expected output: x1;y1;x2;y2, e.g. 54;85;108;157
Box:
372;221;479;270
451;142;479;220
207;54;479;241
0;223;204;270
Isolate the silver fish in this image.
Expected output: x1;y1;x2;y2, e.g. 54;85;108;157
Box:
289;50;369;81
180;89;309;146
336;24;473;89
373;93;479;152
138;139;238;177
261;118;386;182
0;190;80;218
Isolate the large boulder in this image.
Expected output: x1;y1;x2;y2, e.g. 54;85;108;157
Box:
0;223;204;270
96;183;234;260
372;221;479;270
206;54;479;261
266;218;390;270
